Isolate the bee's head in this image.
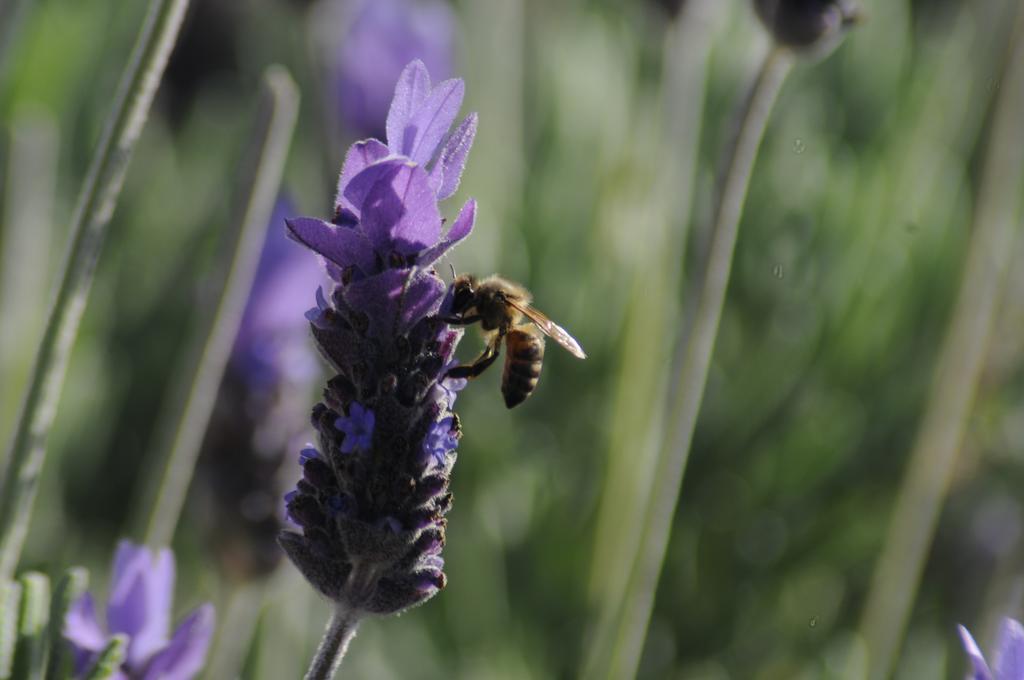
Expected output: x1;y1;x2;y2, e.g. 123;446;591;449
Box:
450;274;477;315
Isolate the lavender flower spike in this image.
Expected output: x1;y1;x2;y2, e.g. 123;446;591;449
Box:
280;60;477;620
959;618;1024;680
64;541;215;680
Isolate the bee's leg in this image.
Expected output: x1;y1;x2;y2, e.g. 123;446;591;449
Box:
439;313;482;326
446;335;502;379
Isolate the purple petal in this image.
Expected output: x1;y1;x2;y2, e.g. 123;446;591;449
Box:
431;113;478;200
351;161;442;254
141;604;215;680
386;60;432;154
993;618;1024;680
959;625;994;680
402;78;464;165
342;159;403;226
285;217;375;275
64;593;107;652
334;139;391;217
418;198;475;267
305;286;332;329
107;542;174;669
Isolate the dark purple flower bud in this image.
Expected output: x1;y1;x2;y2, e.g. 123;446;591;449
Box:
63;541;215;680
319;0;456;140
279;60;476;616
753;0;861;55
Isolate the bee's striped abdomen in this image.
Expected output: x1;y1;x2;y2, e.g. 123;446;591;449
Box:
501;329;545;408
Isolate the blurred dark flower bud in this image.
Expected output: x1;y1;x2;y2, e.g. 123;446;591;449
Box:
753;0;861;55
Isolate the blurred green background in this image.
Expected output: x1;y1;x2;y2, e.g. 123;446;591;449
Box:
1;0;1023;678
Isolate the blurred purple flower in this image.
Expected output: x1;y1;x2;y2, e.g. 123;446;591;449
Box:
193;196;325;583
232;196;325;389
959;617;1024;680
279;60;475;616
63;541;215;680
324;0;456;139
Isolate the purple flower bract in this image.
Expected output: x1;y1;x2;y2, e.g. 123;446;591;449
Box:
959;617;1024;680
63;541;215;680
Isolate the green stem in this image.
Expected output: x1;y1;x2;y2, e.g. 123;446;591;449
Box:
44;568;87;680
13;572;48;680
0;0;191;580
0;109;59;456
142;65;300;547
83;635;127;680
857;8;1024;679
304;606;360;680
581;1;717;676
598;47;792;680
203;581;266;680
0;0;34;79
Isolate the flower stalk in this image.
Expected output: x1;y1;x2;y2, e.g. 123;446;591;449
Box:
857;6;1024;678
597;46;793;679
304;606;360;680
0;0;191;580
581;1;718;675
143;65;300;547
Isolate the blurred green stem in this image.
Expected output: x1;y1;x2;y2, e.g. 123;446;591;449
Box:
204;581;266;680
142;66;300;547
14;572;48;680
0;109;58;448
582;1;716;676
599;47;792;679
0;0;34;78
304;606;359;680
857;7;1024;679
44;568;87;680
0;0;191;580
83;635;127;680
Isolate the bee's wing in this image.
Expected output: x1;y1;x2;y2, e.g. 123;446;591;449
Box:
506;299;587;359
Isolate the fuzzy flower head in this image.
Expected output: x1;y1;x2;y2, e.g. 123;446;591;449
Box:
280;60;476;616
320;0;456;139
959;618;1024;680
63;541;215;680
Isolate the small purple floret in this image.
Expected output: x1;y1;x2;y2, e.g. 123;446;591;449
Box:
63;541;215;680
422;417;458;467
335;402;375;453
298;446;320;465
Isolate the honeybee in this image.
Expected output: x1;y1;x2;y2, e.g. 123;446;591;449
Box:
442;274;586;408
